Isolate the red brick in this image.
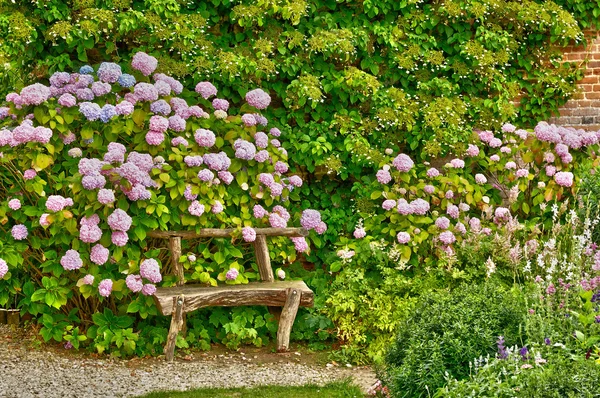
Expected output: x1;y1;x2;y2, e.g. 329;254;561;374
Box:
593;84;600;91
580;84;594;92
586;92;600;99
561;101;580;108
580;76;599;84
578;100;594;107
568;108;597;116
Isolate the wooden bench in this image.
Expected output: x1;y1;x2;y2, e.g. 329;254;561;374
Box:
147;228;314;361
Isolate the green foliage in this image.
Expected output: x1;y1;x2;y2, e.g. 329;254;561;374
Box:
0;0;588;156
437;349;600;398
138;380;363;398
382;282;526;398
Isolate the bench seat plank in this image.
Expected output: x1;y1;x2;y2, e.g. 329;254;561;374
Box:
153;281;314;316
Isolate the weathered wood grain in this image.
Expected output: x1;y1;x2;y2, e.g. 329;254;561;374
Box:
153;281;314;316
164;295;184;361
254;234;274;282
277;288;301;352
169;236;184;286
147;227;308;239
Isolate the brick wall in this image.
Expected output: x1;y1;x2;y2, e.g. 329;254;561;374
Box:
548;30;600;129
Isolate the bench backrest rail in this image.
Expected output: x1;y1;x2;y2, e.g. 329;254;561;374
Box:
147;227;308;285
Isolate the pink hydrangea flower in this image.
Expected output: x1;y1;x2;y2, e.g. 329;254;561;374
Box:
516;169;529;178
80;223;102;243
392;154;414;172
505;161;516;170
426;168;440;178
98;279;113;297
446;204;459;219
382;199;397;210
489;138;502;148
107;209;132;232
211;201;224;214
450;158;465;168
246;88;271;109
97;189;116;204
111;231;129;246
438;231;456;245
82;274;94;285
354;227;366;239
23;169;37;180
242;227;256;242
8;199;21;210
253;205;268;218
46;195;73;212
141;284;156;296
396;232;410;244
188;201;205;216
195;128;216;147
475;173;487;184
445;190;454;199
435;217;451;230
131;52;158;76
397;199;412;215
90;244;109;265
140;259;162;283
277;269;286;280
39;213;51;227
126;274;143;293
466;144;479;157
376;169;392;184
269;213;287;228
301;209;322;230
60;250;83;271
478;131;494;142
545;165;556;177
489;154;500;162
554;171;574;187
424;185;435;194
195;82;217;99
291;237;309;252
315;222;327;234
0;259;8;279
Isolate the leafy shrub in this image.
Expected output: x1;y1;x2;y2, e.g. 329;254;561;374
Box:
437;349;600;398
381;283;526;398
0;54;325;355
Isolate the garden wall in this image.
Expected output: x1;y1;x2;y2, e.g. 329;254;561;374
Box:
550;29;600;129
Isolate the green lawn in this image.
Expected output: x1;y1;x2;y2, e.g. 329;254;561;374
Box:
137;380;364;398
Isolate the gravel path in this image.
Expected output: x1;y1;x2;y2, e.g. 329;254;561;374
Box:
0;325;376;397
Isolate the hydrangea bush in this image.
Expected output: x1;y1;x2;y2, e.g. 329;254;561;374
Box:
326;121;600;363
0;53;324;353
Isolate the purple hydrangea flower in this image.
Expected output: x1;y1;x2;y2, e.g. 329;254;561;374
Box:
446;204;459;219
188;201;205;216
79;102;102;121
100;104;117;123
11;224;28;240
0;259;7;279
218;171;234;185
254;150;270;163
212;201;224;214
197;169;215;182
426;168;440;178
134;83;159;102
145;131;165;146
270;127;281;137
435;217;451;230
97;62;122;83
226;268;239;280
242;114;257;126
92;81;112;97
23;169;37;180
300;209;321;230
376;169;392;184
554;171;573;187
168;115;186;132
115;100;134;116
269;213;287;228
150;100;172;116
382;199;397;210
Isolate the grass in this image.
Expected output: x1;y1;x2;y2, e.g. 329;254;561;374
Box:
137;380;364;398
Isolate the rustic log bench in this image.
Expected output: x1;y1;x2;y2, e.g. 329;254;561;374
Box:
147;228;314;361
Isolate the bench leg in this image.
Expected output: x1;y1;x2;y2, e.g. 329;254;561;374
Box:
276;288;300;352
164;294;185;361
